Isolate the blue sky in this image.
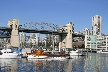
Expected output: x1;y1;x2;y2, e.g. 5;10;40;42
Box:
0;0;108;35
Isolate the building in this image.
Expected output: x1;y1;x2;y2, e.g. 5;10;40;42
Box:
92;15;102;35
85;35;108;49
45;34;52;43
19;32;26;43
30;33;35;39
83;28;90;35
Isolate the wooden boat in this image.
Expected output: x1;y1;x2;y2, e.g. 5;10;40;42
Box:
26;50;48;59
43;51;70;60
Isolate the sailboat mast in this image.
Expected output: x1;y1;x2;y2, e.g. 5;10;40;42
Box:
52;32;54;50
106;36;107;50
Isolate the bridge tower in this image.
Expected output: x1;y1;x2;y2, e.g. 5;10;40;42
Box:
7;19;19;48
59;22;74;49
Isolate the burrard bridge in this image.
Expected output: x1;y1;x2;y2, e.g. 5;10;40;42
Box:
0;19;84;49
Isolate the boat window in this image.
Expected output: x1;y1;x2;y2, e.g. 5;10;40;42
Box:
9;52;13;53
0;51;2;55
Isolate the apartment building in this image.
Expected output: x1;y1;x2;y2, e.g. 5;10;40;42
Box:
85;35;108;49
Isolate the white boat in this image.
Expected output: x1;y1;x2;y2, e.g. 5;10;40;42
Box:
0;49;21;58
97;50;108;53
69;50;86;56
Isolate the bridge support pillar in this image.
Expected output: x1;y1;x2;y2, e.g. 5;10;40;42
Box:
59;35;66;49
59;22;73;49
8;19;19;48
66;22;73;48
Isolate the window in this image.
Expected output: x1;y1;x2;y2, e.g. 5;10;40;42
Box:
70;30;71;34
93;17;94;21
15;24;17;28
10;25;12;28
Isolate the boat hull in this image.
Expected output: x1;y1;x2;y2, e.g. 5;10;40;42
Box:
0;53;21;58
97;50;108;53
48;56;70;60
27;55;48;59
69;50;86;56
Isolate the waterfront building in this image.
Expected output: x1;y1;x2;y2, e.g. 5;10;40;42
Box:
85;35;108;49
83;28;90;35
92;15;102;35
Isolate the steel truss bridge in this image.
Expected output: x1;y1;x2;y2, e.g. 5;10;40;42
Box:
0;22;84;38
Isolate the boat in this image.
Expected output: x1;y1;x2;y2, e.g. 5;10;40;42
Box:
69;50;86;56
0;48;21;58
11;48;23;56
97;49;108;53
26;49;48;59
12;48;22;54
43;51;70;60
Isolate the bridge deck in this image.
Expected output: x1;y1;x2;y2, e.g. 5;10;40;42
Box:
0;27;85;38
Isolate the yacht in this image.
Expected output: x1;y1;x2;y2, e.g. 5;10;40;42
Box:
0;48;21;58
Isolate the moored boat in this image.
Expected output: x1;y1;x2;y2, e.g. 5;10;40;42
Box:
69;50;86;56
43;51;70;60
26;49;48;59
97;49;108;53
0;49;21;58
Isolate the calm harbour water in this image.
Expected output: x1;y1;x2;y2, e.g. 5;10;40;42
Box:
0;53;108;72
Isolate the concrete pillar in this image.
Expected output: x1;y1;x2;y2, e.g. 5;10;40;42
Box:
59;22;73;49
8;19;19;48
66;22;73;48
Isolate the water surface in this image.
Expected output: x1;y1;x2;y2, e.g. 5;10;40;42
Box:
0;53;108;72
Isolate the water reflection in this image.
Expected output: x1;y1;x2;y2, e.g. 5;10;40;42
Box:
0;59;18;72
0;53;108;72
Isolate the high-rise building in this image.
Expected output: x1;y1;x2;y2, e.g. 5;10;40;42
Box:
19;32;26;43
92;15;102;35
30;33;35;39
83;28;90;35
45;34;52;43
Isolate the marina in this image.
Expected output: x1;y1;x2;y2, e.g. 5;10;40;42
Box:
0;53;108;72
0;0;108;71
